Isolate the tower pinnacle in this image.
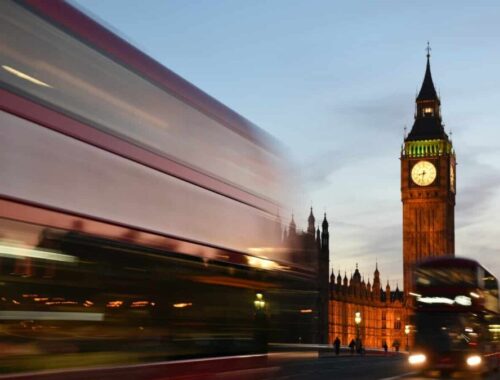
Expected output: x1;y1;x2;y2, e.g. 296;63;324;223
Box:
406;44;447;141
417;44;438;102
307;207;315;234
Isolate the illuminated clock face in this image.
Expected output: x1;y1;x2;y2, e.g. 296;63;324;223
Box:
411;161;437;186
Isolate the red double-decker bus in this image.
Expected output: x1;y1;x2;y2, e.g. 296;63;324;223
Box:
408;257;499;375
0;0;317;377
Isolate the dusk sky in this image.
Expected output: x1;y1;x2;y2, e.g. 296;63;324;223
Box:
75;0;500;287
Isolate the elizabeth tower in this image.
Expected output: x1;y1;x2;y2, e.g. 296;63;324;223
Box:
401;49;456;298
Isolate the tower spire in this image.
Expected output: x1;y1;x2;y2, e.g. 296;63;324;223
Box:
321;212;329;253
308;207;315;234
406;43;447;141
417;42;438;102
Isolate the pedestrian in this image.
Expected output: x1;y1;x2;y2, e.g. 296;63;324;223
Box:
383;341;388;355
392;340;400;352
349;339;355;355
333;336;341;356
355;338;362;355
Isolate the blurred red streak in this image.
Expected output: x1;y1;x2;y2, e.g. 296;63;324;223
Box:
0;89;275;214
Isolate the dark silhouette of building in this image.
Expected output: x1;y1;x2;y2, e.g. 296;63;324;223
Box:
283;208;329;344
318;211;330;344
401;46;456;299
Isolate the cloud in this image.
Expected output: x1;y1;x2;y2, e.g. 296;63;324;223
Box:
300;148;368;188
330;220;368;229
300;92;412;189
456;150;500;229
458;175;500;222
330;91;413;135
330;221;403;286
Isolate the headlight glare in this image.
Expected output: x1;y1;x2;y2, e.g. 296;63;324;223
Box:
408;353;426;365
466;355;482;367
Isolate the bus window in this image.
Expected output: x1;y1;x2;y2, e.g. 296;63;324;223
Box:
416;267;476;287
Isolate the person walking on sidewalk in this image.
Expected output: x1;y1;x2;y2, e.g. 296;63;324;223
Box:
355;338;363;355
333;336;341;355
349;339;355;355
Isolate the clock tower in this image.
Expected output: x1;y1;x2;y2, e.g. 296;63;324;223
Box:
401;47;456;298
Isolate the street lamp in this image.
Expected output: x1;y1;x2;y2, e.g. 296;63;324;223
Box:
405;325;410;351
355;311;362;342
254;293;265;310
253;293;267;351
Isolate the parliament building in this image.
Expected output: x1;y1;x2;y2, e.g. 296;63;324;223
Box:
291;47;457;348
287;210;406;348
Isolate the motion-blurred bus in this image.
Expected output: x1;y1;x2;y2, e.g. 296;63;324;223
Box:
0;0;317;376
408;257;499;375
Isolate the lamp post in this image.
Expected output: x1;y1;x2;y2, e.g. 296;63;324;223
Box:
254;293;267;350
404;325;410;351
355;311;362;342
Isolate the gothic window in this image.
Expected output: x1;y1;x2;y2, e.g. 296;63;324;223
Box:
394;317;401;330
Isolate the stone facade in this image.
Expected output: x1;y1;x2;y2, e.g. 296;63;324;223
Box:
329;265;407;349
287;211;407;348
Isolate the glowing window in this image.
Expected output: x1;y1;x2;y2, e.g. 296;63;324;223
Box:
423;107;433;116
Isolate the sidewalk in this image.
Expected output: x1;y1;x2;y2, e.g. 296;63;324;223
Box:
318;347;406;358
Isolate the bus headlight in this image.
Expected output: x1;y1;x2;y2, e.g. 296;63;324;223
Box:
408;353;426;365
466;355;482;367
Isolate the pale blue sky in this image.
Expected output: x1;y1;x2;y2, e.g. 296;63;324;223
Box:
75;0;500;287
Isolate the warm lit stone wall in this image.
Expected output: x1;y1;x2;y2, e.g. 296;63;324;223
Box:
328;272;408;349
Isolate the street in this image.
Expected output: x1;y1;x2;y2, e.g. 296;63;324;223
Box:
269;354;499;380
